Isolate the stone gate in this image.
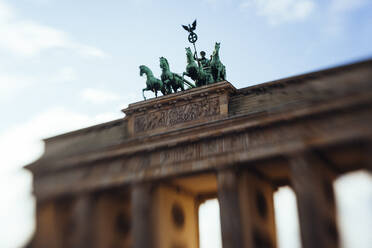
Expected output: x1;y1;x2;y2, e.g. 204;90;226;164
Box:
25;59;372;248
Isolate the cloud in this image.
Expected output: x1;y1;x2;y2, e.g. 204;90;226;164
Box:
0;0;106;57
203;0;230;5
335;171;372;248
0;107;122;248
0;0;13;21
274;187;301;248
0;74;34;100
199;199;222;248
81;88;120;104
0;107;122;173
240;0;316;25
0;170;34;248
52;66;77;82
330;0;371;13
0;67;77;102
325;0;372;36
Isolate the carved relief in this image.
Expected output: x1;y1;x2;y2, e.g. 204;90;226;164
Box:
34;108;372;199
134;97;220;132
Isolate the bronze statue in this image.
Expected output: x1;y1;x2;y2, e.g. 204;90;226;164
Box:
139;65;168;100
159;57;195;94
182;20;198;46
183;47;213;87
194;51;210;71
210;42;226;82
138;21;227;99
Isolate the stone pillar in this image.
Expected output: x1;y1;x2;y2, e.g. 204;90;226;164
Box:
289;152;340;248
32;194;95;248
32;200;61;248
131;182;199;248
69;194;95;248
217;169;244;248
153;184;199;248
131;183;155;248
94;190;131;248
217;169;277;248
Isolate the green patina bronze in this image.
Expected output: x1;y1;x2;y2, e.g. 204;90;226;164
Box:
159;57;195;93
183;47;213;87
210;42;226;82
139;65;168;100
195;51;210;72
138;21;227;99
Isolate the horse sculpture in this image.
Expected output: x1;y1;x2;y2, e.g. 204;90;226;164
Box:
183;47;213;87
159;57;195;93
210;42;226;82
139;65;167;100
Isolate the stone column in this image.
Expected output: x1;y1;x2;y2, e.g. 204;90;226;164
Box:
32;200;61;248
94;190;131;248
32;194;95;248
131;183;155;248
153;184;199;248
289;152;340;248
67;194;95;248
132;182;198;248
217;169;244;248
217;169;277;248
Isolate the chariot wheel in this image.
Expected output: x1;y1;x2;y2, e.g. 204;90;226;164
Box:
188;32;198;43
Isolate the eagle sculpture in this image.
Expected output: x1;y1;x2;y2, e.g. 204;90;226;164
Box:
182;20;197;32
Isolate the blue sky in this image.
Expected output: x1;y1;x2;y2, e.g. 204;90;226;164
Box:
0;0;371;247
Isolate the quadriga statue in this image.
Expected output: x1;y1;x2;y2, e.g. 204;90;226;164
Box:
139;65;169;100
210;42;226;82
183;47;213;87
159;57;195;93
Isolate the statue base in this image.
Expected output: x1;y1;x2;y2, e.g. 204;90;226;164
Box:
122;81;236;136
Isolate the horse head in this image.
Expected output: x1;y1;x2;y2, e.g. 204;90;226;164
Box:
159;57;169;70
213;42;221;56
215;42;221;50
139;65;153;78
185;47;195;64
139;65;146;76
185;47;192;58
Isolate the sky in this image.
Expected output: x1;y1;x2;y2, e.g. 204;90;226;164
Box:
0;0;371;247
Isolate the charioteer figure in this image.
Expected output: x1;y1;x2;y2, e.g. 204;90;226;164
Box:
194;51;210;70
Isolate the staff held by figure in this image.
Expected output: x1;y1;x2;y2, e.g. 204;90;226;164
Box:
182;19;201;67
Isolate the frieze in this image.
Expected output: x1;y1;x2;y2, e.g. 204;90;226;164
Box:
134;97;220;133
33;107;372;198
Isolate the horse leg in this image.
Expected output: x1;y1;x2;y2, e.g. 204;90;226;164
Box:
211;67;216;82
161;87;166;96
172;85;178;93
164;80;172;94
208;74;213;84
166;84;172;94
142;88;147;100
